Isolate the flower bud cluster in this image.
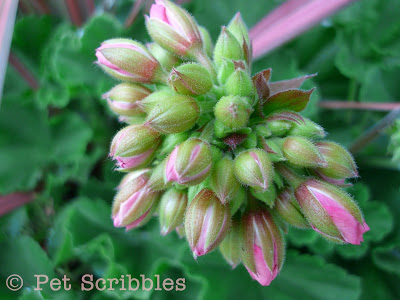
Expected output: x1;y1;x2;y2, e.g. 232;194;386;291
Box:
97;0;369;287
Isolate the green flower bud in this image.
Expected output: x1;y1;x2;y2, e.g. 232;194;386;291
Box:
145;93;200;133
227;12;250;47
147;42;180;71
234;149;274;192
166;138;213;186
230;186;246;215
250;184;276;207
210;156;241;204
282;136;326;168
148;159;173;191
213;27;243;68
275;188;310;228
185;189;231;257
102;83;150;117
266;120;292;136
288;117;326;138
224;69;254;99
159;132;190;157
261;137;286;162
219;219;241;268
214;95;253;130
315;141;358;179
168;63;213;96
199;26;214;57
110;124;161;171
217;59;235;85
159;188;188;235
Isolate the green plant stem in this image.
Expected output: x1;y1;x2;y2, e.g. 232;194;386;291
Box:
350;107;400;154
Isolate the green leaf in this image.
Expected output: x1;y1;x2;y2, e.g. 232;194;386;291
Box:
0;96;51;193
179;249;361;300
372;243;400;275
263;89;314;114
0;236;56;290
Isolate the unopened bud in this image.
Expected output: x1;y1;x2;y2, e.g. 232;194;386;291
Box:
148;159;173;191
146;0;202;57
112;170;160;230
102;83;150;117
261;137;286;162
213;27;243;68
96;38;165;83
159;188;188;235
219;219;241;268
214;95;253;130
266;120;292;136
224;69;254;99
234;149;274;192
275;188;309;228
199;26;213;57
295;179;369;244
315;141;358;179
168;63;213;96
110;124;161;171
217;59;235;85
210;156;241;204
282;136;326;168
227;12;250;47
147;42;180;71
288;117;326;138
185;189;231;257
159;132;190;157
165;138;212;186
145;93;200;133
241;209;285;286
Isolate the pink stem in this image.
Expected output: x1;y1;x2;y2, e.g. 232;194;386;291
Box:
249;0;312;38
0;192;35;216
125;0;144;28
65;0;83;26
85;0;95;16
8;52;40;90
319;101;400;112
250;0;356;59
32;0;51;14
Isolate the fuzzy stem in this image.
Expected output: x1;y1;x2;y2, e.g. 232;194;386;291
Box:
319;101;400;112
349;107;400;154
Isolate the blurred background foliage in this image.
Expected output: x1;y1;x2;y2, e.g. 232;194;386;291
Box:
1;0;400;299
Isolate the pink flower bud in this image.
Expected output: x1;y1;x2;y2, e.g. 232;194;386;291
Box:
146;0;202;57
102;83;151;117
234;149;275;192
165;138;212;186
96;38;166;83
112;169;160;230
110;124;161;171
282;136;326;168
241;209;285;286
184;189;231;257
159;188;188;235
295;179;369;244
